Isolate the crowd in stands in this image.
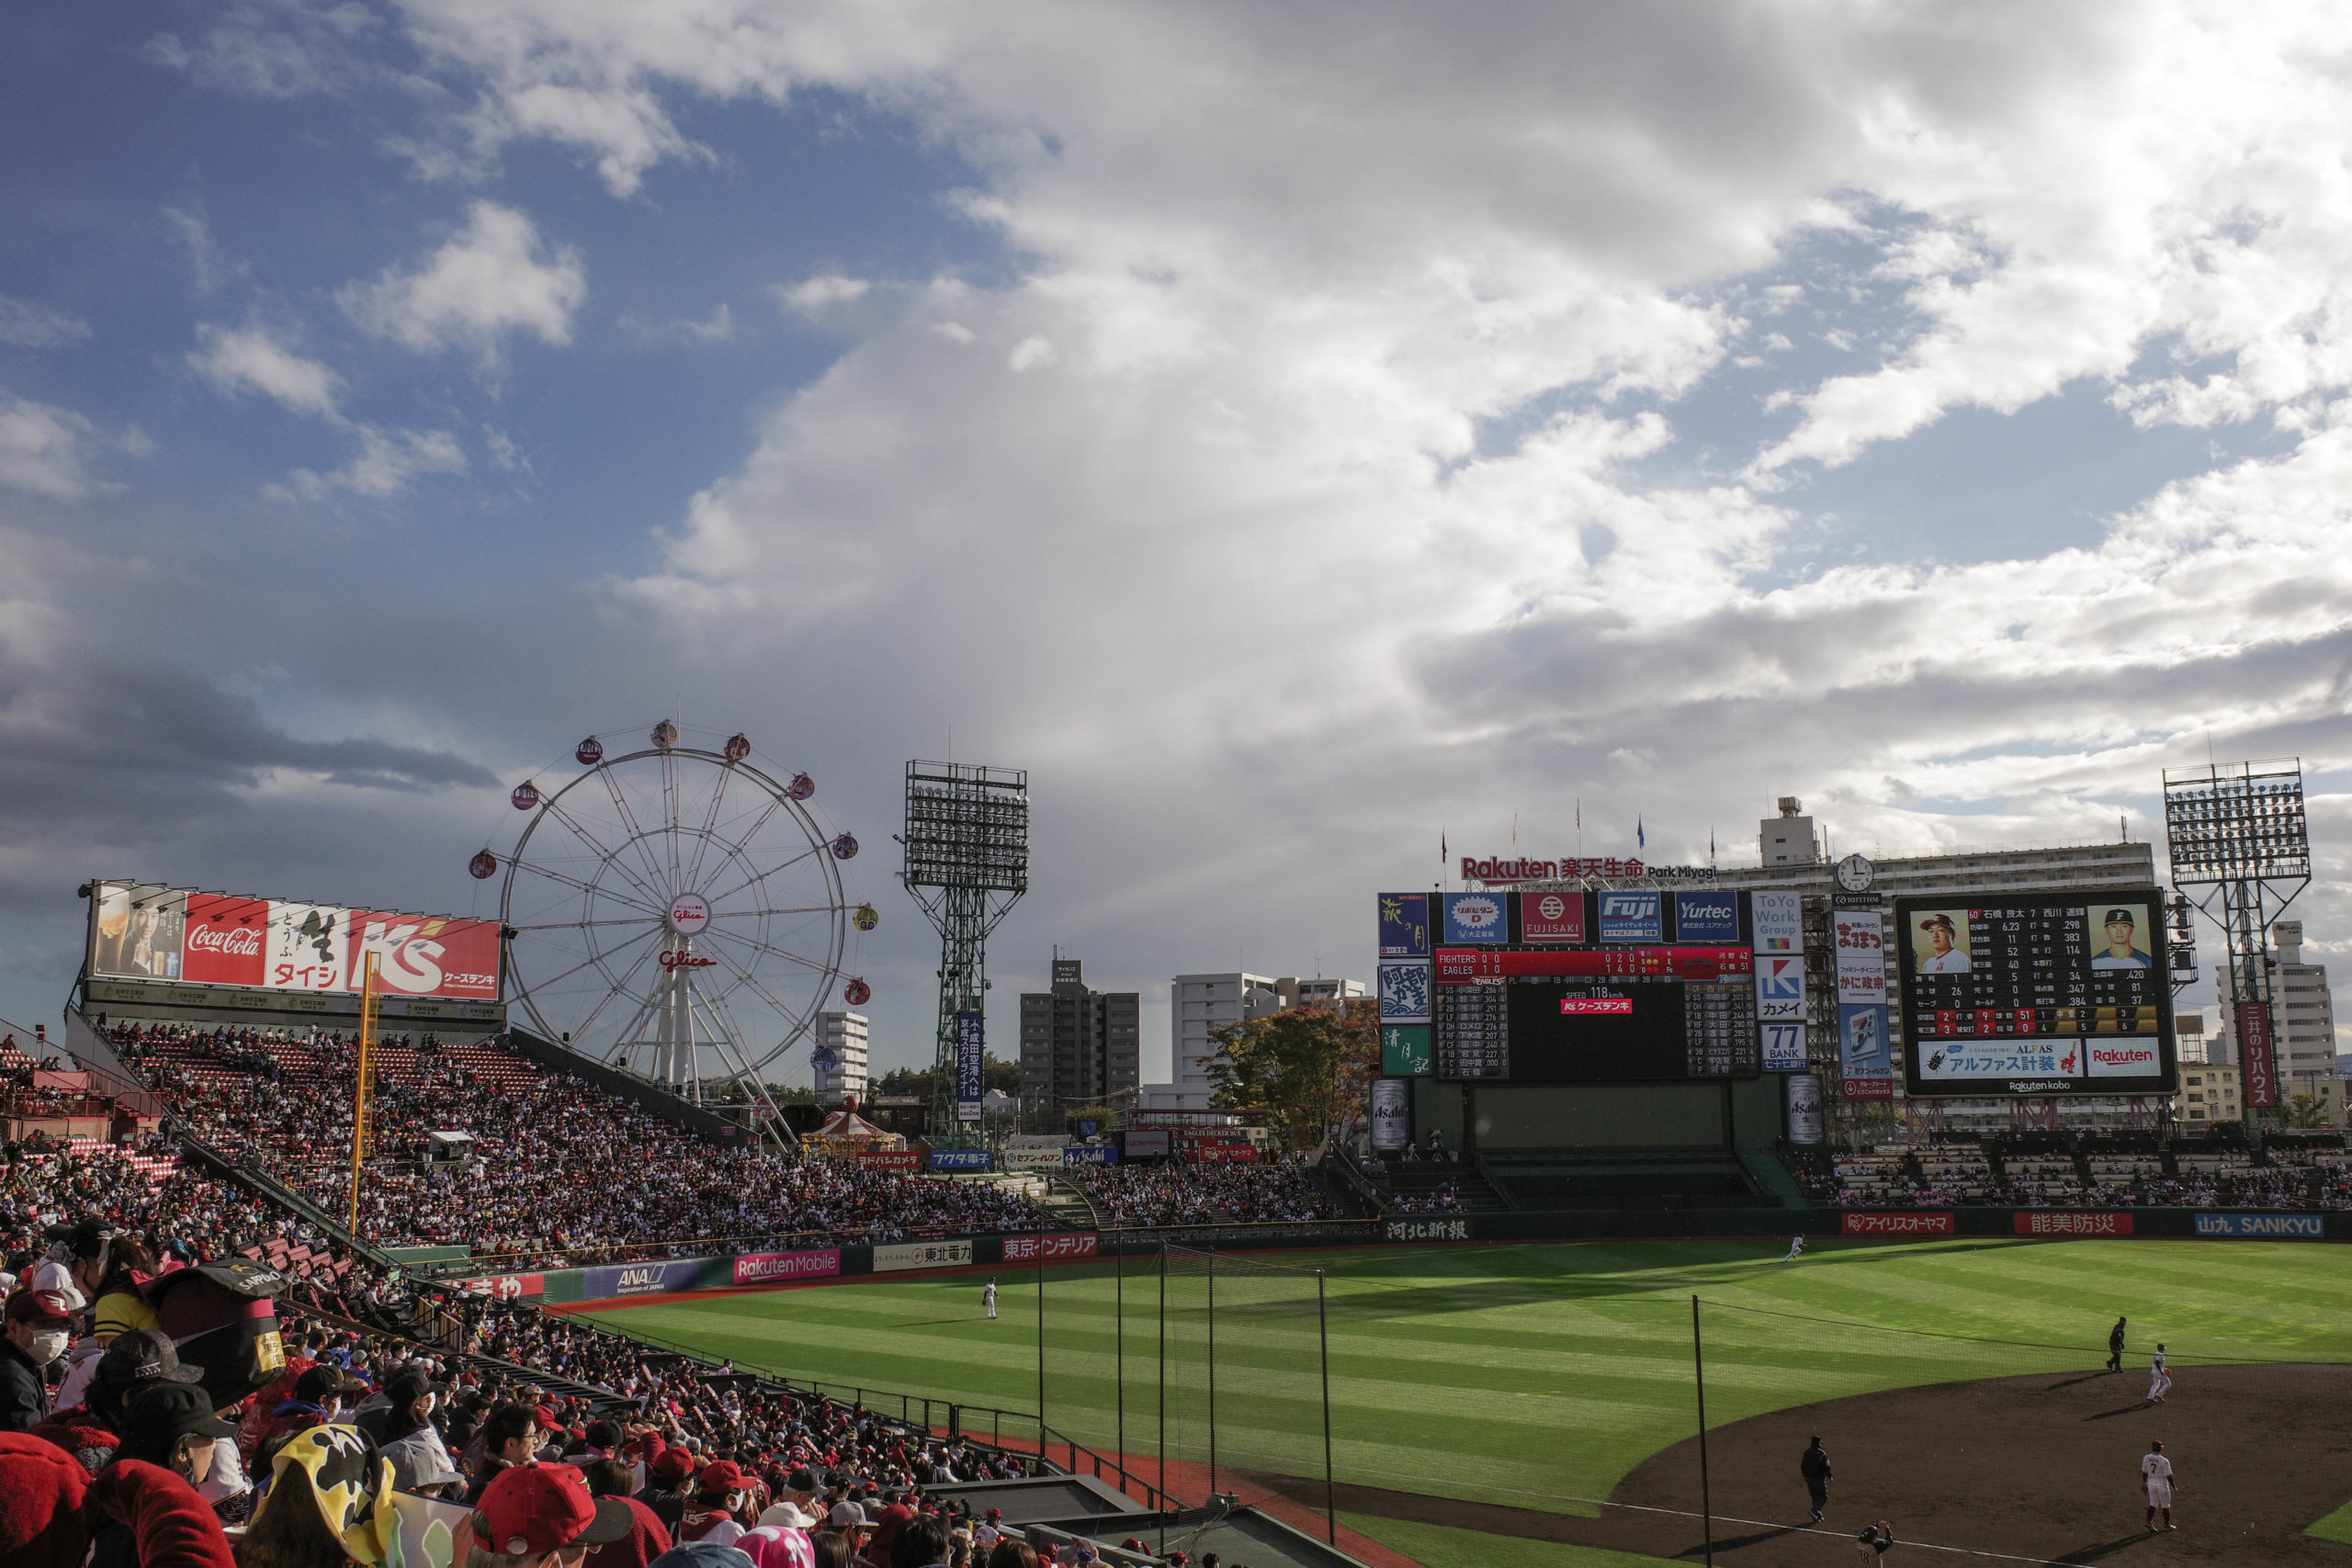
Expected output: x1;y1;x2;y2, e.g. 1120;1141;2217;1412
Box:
1;1120;1098;1568
110;1022;1048;1267
1793;1141;2352;1210
1065;1159;1341;1226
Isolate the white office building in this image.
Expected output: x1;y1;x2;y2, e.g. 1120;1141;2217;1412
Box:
814;1010;869;1107
1142;972;1367;1111
2207;920;2343;1124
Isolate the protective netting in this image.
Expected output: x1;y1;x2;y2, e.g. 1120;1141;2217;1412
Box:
1032;1243;1334;1535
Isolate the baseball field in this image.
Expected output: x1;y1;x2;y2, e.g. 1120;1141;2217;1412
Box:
583;1237;2352;1567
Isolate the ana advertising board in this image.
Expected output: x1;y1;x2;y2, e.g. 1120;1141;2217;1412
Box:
584;1260;706;1298
875;1240;976;1271
731;1249;842;1285
87;879;500;1003
1001;1233;1098;1262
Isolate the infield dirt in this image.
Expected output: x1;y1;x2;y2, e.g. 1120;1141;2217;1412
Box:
1269;1360;2352;1565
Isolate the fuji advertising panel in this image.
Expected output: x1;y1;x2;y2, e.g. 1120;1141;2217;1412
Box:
1597;892;1662;942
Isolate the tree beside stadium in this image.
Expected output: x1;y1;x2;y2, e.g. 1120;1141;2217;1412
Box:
1205;998;1379;1151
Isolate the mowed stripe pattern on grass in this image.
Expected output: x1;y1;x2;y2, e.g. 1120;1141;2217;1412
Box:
592;1237;2352;1517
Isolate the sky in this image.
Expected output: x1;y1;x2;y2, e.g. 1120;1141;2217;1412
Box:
6;1;2352;1080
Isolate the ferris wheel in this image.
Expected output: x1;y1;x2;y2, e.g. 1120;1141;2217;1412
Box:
470;721;873;1131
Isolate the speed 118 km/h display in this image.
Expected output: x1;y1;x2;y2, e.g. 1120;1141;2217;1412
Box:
1892;889;2177;1097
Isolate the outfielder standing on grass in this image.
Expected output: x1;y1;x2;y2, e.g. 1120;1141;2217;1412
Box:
984;1277;999;1320
2143;1438;2176;1531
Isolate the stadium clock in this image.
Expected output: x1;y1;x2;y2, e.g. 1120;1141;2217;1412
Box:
1835;853;1875;894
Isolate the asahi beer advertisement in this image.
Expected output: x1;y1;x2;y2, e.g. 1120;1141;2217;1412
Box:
87;880;500;1001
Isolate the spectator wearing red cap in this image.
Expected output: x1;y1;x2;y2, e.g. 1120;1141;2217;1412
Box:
2;1288;74;1434
473;1461;636;1566
644;1445;700;1533
681;1460;755;1546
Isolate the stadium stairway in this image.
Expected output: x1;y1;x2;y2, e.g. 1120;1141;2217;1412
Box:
1038;1175;1103;1229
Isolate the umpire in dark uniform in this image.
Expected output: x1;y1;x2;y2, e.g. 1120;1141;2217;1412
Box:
1801;1435;1832;1522
2107;1316;2127;1372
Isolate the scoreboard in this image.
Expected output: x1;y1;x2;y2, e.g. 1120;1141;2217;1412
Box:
1380;888;1775;1084
1893;890;2176;1097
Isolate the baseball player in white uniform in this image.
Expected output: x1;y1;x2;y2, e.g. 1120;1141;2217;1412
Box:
2146;1342;2171;1404
1783;1235;1805;1262
984;1278;998;1320
2142;1438;2175;1531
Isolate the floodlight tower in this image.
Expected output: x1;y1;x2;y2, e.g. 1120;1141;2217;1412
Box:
900;761;1029;1143
2162;759;2311;1122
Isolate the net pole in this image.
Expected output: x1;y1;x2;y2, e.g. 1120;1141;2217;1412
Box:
1692;1294;1713;1568
1207;1250;1218;1497
1158;1242;1167;1515
1116;1230;1126;1493
1319;1268;1336;1544
1035;1250;1044;1457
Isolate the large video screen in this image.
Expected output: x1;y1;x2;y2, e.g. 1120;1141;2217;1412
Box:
1892;890;2175;1097
86;880;501;1003
1386;888;1767;1083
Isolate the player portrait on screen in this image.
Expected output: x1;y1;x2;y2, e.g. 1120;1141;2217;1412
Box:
1911;910;1972;973
2086;905;2154;969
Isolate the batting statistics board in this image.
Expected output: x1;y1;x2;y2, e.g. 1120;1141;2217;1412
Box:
1383;889;1775;1083
1893;889;2177;1097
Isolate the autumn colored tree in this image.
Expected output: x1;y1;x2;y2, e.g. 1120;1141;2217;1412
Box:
1205;998;1380;1151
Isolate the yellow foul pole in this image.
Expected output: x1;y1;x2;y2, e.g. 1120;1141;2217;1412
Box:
348;953;379;1236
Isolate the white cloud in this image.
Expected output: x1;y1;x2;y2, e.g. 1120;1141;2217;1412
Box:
774;275;870;315
618;302;734;344
0;391;130;500
0;296;90;350
280;424;468;500
341;201;586;366
141;1;380;99
188;322;343;420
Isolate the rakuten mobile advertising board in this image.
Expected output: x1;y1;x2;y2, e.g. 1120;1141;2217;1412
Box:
85;880;500;1002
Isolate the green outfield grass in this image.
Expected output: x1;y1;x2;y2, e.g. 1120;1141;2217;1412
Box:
592;1238;2352;1568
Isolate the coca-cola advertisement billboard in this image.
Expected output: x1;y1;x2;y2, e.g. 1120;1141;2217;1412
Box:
86;880;501;1003
183;895;268;987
